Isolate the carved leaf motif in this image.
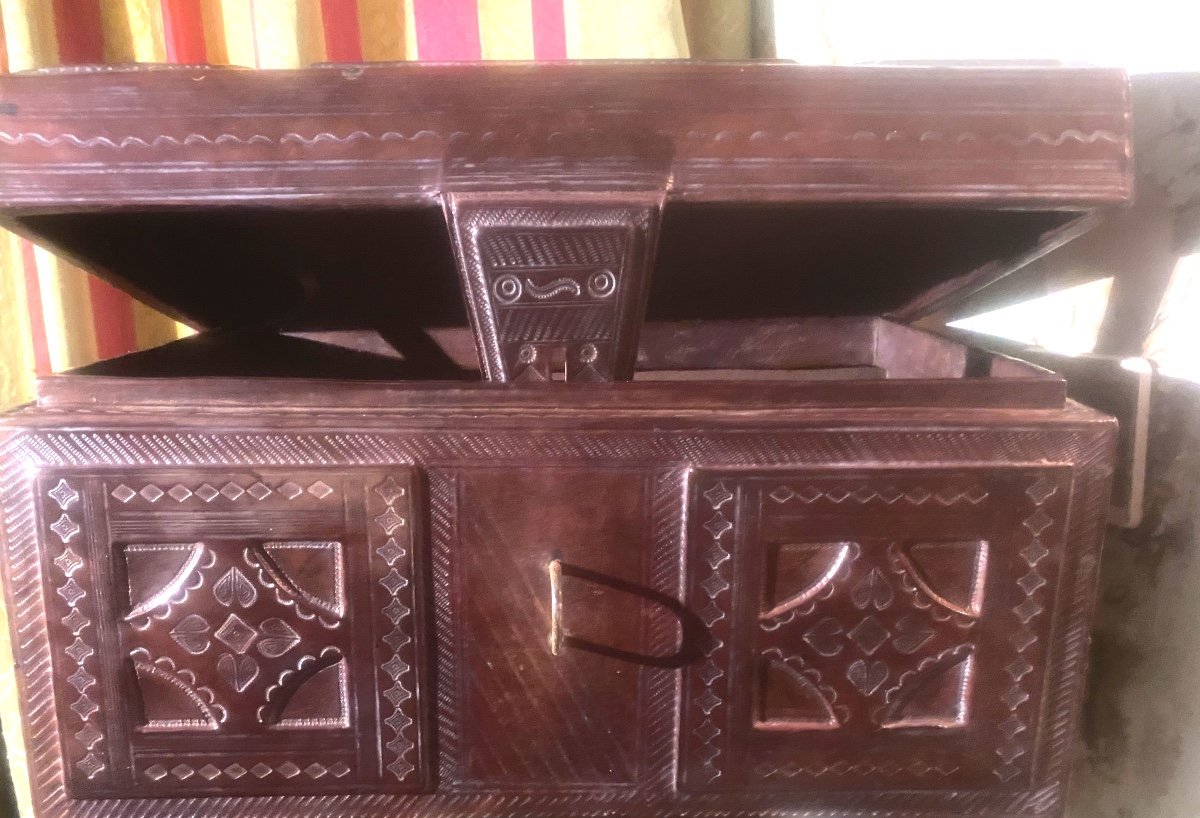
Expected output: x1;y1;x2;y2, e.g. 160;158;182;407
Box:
258;618;302;658
217;653;259;693
892;614;936;654
802;617;844;657
169;614;211;655
847;659;889;696
851;568;894;611
213;567;257;608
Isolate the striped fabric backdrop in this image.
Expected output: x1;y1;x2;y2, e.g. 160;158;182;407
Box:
0;2;701;813
0;0;692;412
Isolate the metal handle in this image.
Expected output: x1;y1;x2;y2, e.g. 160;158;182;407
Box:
545;557;703;668
548;558;564;656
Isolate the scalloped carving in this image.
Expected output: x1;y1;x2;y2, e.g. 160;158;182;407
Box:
761;541;854;621
891;540;989;622
243;542;344;625
124;543;212;626
881;645;975;729
257;647;346;728
755;653;841;731
130;649;226;731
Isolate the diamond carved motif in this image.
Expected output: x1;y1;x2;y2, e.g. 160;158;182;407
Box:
704;513;733;539
50;513;81;543
66;666;95;694
246;482;273;500
375;508;405;535
70;694;99;721
48;478;80;510
54;547;84;577
847;616;891;656
111;484;137;503
382;597;410;624
213;614;257;654
379;568;408;595
139;484;165;502
57;579;86;607
64;637;94;663
703;482;734;509
76;753;105;780
376;538;406;565
75;723;103;750
375;476;407;505
62;608;90;635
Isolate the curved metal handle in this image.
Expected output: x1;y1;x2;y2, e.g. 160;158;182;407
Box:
546;558;704;667
548;558;564;656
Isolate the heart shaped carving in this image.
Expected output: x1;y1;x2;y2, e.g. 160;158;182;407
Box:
168;614;211;655
847;658;889;696
802;617;845;657
851;568;894;611
217;652;259;693
214;566;257;608
892;614;935;654
257;617;302;658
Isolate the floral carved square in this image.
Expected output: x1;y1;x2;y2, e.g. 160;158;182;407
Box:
680;468;1072;793
39;470;423;797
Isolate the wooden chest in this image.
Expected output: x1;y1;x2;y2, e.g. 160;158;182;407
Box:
0;63;1129;817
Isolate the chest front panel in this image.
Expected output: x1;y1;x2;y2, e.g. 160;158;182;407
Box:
3;422;1110;818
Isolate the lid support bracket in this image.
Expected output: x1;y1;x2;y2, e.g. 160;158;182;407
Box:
444;190;665;383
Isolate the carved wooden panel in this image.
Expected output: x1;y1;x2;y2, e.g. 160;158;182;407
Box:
36;469;426;797
431;466;684;788
446;193;663;382
681;467;1073;793
2;422;1114;818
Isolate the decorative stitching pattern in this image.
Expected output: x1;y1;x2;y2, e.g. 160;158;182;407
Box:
47;479;105;781
110;480;335;504
372;475;417;781
768;485;988;506
0;128;1123;151
141;760;351;781
755;759;960;779
993;476;1059;784
691;480;734;784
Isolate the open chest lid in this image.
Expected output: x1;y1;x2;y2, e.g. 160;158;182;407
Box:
0;61;1132;384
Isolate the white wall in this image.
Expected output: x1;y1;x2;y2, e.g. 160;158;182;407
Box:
773;0;1200;73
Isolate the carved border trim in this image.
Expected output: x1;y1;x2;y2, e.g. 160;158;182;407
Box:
0;128;1124;152
371;476;417;782
45;478;106;784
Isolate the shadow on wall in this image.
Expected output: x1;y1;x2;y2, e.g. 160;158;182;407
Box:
1071;375;1200;818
